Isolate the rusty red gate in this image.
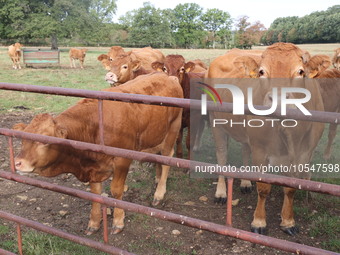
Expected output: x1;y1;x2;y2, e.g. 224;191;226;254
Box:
0;82;339;255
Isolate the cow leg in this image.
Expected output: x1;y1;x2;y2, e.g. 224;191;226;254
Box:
323;123;337;160
251;182;271;235
240;144;252;194
155;163;161;184
280;187;299;235
212;125;228;204
70;58;73;68
176;127;184;158
111;157;131;234
85;182;103;235
152;149;174;206
80;60;84;69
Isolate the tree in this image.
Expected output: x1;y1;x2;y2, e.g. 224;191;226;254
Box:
0;0;117;49
234;16;251;48
172;3;204;48
202;8;232;48
119;2;172;48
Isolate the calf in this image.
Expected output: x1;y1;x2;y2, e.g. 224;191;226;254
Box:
8;42;23;69
13;73;183;235
69;48;88;69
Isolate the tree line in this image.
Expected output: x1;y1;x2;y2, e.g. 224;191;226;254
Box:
0;1;338;49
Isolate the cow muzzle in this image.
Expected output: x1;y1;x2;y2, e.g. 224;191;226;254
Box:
105;72;118;86
14;158;34;173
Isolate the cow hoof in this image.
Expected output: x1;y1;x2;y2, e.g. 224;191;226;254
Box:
251;226;267;235
111;226;124;235
240;185;253;194
281;226;299;236
214;197;227;205
152;199;162;207
85;227;99;236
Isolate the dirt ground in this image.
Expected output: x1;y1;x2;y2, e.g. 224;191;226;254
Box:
0;111;338;255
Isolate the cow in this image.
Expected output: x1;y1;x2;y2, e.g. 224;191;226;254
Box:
151;55;206;159
206;48;264;196
332;48;340;70
69;48;88;69
13;73;183;235
306;55;340;159
8;42;23;69
105;47;165;86
207;43;324;235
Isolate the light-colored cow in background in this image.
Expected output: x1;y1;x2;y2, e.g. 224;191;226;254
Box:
69;48;88;69
8;42;23;69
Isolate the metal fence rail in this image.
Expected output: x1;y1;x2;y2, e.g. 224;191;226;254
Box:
1;82;339;255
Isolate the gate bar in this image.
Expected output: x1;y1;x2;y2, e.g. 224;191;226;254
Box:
0;211;135;255
1;82;339;124
1;128;339;197
0;171;337;255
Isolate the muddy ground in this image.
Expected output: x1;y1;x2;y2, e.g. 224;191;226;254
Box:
0;111;339;255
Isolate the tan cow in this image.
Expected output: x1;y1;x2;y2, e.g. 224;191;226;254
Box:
97;54;111;70
13;73;183;235
8;42;23;69
306;55;340;159
108;46;125;60
207;43;324;235
105;47;165;86
69;48;88;69
332;48;340;70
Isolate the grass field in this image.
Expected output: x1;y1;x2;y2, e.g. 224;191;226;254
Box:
0;43;339;254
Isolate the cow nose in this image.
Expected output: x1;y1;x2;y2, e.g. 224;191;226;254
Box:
15;160;22;169
105;72;118;85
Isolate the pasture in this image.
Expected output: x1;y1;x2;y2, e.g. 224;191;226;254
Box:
0;44;339;254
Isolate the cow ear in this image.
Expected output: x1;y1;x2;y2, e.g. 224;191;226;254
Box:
55;124;68;139
184;62;195;73
301;51;311;64
233;56;259;78
13;123;27;131
131;60;141;72
152;61;164;72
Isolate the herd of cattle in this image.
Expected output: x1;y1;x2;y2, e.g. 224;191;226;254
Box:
7;42;340;237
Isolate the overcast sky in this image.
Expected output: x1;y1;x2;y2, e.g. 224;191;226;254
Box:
113;0;339;28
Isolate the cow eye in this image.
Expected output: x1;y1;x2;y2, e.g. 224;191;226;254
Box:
259;68;265;77
298;69;305;76
180;67;185;73
162;67;167;73
122;65;128;69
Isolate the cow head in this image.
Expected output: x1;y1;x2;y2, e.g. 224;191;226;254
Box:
151;55;195;83
105;53;141;86
304;55;331;78
97;54;111;70
13;114;67;174
81;49;88;56
14;42;23;51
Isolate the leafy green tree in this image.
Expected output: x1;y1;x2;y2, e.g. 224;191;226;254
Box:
0;0;117;48
202;8;232;48
119;2;172;47
172;3;204;48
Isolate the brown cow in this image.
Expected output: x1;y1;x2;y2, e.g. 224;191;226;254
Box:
69;48;88;69
306;55;340;159
105;47;165;86
108;46;125;61
332;48;340;70
8;42;23;69
207;43;324;235
152;55;206;159
13;73;183;235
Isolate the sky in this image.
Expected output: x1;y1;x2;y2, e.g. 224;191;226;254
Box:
113;0;339;28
